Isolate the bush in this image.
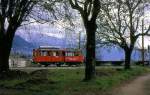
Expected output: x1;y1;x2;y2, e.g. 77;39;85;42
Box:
0;70;29;80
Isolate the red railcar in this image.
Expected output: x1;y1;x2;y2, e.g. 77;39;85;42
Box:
32;46;84;66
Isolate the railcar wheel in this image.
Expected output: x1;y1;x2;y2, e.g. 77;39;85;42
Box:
76;62;82;67
56;64;61;67
44;64;49;67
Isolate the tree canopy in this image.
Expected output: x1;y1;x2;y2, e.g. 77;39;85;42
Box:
96;0;150;69
0;0;37;72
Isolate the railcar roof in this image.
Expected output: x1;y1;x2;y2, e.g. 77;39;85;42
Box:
39;46;60;49
39;48;64;51
34;47;81;52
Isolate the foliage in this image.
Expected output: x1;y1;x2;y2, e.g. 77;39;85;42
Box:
97;0;150;47
96;0;150;69
0;0;38;72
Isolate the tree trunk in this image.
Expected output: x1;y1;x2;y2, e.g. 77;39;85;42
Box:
124;49;132;69
0;31;15;73
0;46;10;72
0;42;10;73
84;21;96;80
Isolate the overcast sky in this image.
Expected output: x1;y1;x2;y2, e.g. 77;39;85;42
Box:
15;3;150;49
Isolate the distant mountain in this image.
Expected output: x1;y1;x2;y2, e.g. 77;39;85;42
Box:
11;33;70;55
26;32;66;48
12;35;34;48
15;31;78;48
11;35;35;55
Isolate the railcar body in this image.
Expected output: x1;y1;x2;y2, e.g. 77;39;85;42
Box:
32;46;84;66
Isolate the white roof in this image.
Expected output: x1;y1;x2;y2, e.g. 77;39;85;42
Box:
39;46;60;49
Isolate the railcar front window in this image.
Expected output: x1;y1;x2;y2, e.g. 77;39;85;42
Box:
33;51;36;57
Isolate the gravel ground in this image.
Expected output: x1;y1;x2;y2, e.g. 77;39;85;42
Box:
110;74;150;95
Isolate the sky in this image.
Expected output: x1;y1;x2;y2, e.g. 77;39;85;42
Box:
15;2;150;49
16;18;150;49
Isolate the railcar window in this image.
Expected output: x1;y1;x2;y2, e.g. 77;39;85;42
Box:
51;51;59;56
33;50;40;57
66;52;75;56
41;51;47;56
34;50;41;56
52;52;57;56
33;52;36;57
38;51;41;56
47;51;52;56
74;52;80;56
56;51;59;56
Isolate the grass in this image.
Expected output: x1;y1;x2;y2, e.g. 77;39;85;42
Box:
0;66;149;95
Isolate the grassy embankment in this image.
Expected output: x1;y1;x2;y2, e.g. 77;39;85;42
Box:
0;66;149;95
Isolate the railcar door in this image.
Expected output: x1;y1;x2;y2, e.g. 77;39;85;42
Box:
65;50;84;66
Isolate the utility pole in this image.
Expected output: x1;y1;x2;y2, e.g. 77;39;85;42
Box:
148;45;150;66
78;31;81;49
142;19;144;65
142;3;145;66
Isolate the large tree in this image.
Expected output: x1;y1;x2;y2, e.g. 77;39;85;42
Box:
97;0;150;69
69;0;100;80
36;0;101;80
0;0;37;73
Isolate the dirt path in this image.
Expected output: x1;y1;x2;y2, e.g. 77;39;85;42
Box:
110;74;150;95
